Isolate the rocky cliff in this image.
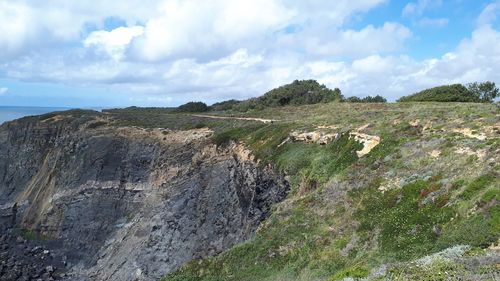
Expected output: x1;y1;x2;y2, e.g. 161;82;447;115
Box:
0;111;289;281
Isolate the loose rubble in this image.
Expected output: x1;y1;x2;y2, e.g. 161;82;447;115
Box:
0;232;67;281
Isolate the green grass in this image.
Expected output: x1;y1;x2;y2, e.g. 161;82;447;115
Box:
482;186;500;202
12;227;48;241
437;214;497;249
212;124;362;191
459;174;496;200
328;265;369;280
355;179;455;260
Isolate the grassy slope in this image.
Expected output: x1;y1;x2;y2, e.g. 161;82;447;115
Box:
144;103;500;281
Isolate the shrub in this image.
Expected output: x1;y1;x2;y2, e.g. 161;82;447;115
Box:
466;81;499;103
210;99;242;111
177;102;209;112
398;84;479;102
229;80;343;111
345;95;387;103
345;96;362;103
362;95;387;103
260;80;343;106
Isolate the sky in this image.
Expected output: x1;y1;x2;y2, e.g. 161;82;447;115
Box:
0;0;499;107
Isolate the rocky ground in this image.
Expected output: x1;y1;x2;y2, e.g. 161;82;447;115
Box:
0;231;66;281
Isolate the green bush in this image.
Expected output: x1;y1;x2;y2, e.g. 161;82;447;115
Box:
362;95;387;103
345;95;387;103
398;84;479;102
210;99;241;111
345;96;362;102
226;80;343;111
177;102;209;112
466;81;499;103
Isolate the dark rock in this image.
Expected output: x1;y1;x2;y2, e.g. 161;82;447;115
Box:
45;265;55;273
0;115;289;281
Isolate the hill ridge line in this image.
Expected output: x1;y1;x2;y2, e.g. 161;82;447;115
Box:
191;114;279;123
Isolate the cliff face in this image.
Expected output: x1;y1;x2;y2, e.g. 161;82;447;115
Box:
0;113;289;281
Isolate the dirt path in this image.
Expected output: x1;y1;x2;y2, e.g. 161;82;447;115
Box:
192;114;279;123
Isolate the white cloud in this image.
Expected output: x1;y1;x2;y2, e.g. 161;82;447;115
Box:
157;21;500;103
0;0;160;60
0;0;499;106
3;22;500;104
84;26;144;60
304;23;411;57
128;95;173;106
402;0;442;17
477;1;500;26
332;25;500;100
421;25;500;83
0;2;36;59
418;18;449;27
0;0;390;63
129;0;294;61
0;87;8;96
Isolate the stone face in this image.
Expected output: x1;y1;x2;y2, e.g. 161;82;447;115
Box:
349;132;380;157
288;128;380;157
0;114;289;281
290;130;338;145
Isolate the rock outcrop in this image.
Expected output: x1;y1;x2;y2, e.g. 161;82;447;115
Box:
287;129;380;157
0;112;289;281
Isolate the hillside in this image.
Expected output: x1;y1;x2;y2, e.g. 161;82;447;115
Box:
0;102;498;281
163;102;500;281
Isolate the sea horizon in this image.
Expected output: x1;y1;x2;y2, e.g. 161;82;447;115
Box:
0;106;106;125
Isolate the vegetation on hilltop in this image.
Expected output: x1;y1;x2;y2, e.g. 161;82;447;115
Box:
185;80;497;114
345;95;387;103
210;80;343;111
466;81;499;102
210;99;241;111
398;84;473;102
255;80;343;106
398;82;499;103
177;101;209;112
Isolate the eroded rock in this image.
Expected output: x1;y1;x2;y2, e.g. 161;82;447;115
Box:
0;115;289;281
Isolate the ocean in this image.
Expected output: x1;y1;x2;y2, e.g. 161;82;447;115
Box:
0;106;70;125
